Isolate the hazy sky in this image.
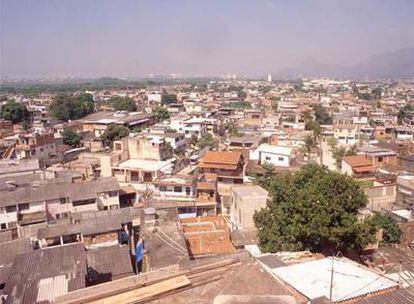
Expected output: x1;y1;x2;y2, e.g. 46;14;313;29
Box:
1;0;413;78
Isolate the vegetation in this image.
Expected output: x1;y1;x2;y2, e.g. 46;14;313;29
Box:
161;94;177;105
189;134;198;147
253;162;276;190
397;103;414;124
326;136;338;151
254;164;376;253
226;122;242;137
370;213;402;243
62;128;83;148
109;96;137;112
228;100;252;109
313;104;332;125
304;134;317;156
198;133;217;149
0;99;29;124
101;124;130;146
49;93;94;121
154;107;170;121
333;145;357;169
371;87;382;100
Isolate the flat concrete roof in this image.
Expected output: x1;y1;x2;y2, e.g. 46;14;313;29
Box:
232;185;268;199
118;159;171;171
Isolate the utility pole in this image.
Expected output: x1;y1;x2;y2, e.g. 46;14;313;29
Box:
329;256;335;301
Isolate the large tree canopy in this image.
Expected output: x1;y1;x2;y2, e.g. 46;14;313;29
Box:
313;104;332;125
62;127;83;148
109;96;137;112
161;94;177;105
154;107;170;121
49;93;94;121
101;124;130;146
0;99;29;124
254;164;376;253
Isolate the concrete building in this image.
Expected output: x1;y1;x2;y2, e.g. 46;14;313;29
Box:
251;144;292;167
230;185;268;230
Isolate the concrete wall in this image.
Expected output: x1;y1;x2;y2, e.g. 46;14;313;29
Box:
259;151;290;167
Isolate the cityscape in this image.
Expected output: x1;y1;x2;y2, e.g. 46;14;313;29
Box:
0;1;414;304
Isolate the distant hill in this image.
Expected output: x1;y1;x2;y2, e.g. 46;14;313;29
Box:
279;48;414;79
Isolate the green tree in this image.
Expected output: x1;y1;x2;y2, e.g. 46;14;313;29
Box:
109;96;137;112
154;107;170;121
189;134;198;147
62;127;83;148
397;103;414;124
0;100;29;123
49;94;94;121
326;137;338;151
198;133;217;149
101;124;130;146
253;162;275;190
228;100;252;109
370;213;402;243
254;164;376;253
333;146;357;169
161;94;177;105
371;87;382;100
226;122;242;137
304;134;317;156
313;104;332;125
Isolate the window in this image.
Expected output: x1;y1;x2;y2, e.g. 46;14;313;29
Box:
174;186;182;193
378;157;384;162
278;157;284;162
72;199;96;207
186;187;191;195
0;223;6;230
19;203;29;211
265;156;271;161
60;198;67;205
159;186;167;192
5;206;17;213
115;143;122;151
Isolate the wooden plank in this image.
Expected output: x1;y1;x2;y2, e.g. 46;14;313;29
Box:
55;256;241;304
54;265;181;304
88;275;191;304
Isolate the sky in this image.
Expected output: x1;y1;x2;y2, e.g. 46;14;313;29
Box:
1;0;413;78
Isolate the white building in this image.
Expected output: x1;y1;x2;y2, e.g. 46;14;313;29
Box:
250;144;292;167
147;92;162;103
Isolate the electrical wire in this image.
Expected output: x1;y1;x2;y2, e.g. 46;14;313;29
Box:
157;227;188;252
154;232;188;256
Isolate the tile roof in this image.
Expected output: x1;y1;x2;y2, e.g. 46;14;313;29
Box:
343;155;372;168
181;216;236;257
200;151;242;166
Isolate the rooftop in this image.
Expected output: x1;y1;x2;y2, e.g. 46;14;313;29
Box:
257;144;293;156
4;243;87;304
232;184;268;199
181;216;236;258
86;245;134;285
272;257;398;302
342;155;372;168
118;159;171;171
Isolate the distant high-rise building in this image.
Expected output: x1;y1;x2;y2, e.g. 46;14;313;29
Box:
267;74;272;83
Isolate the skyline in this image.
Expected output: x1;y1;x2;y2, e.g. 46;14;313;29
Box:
1;0;413;79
